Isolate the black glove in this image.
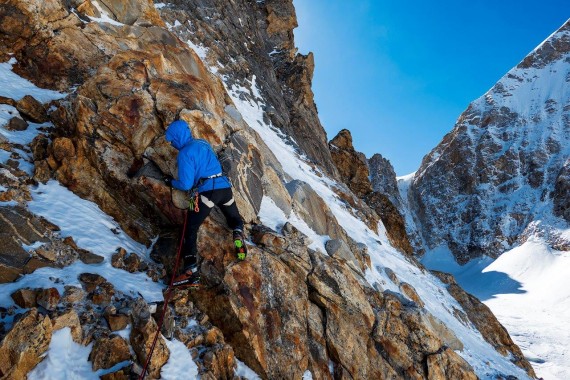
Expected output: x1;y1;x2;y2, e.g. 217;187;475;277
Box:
163;175;174;187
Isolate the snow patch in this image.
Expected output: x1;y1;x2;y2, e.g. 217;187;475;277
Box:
258;196;328;253
0;58;67;102
234;360;261;379
161;339;199;379
28;327;129;380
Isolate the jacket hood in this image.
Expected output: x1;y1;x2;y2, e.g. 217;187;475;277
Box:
165;120;193;150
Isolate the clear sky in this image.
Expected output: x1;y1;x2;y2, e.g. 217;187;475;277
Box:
293;0;569;175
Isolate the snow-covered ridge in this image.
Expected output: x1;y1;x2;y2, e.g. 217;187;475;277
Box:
411;19;570;379
411;19;570;260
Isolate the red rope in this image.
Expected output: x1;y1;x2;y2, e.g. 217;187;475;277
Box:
139;210;188;380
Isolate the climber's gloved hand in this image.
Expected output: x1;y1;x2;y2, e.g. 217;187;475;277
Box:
163;175;174;187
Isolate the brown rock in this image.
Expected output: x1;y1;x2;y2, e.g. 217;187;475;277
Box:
63;237;104;264
329;129;372;198
426;347;477;380
36;288;61;311
0;206;50;283
6;117;28;131
0;308;52;379
52;137;76;162
100;368;130;380
106;314;130;332
33;160;52;183
0;96;16;107
78;273;106;292
123;252;141;273
35;246;57;262
61;286;86;304
11;288;38;309
52;310;82;343
76;0;101;18
91;284;115;305
204;326;224;346
78;250;104;264
31;134;49;162
251;224;287;254
130;299;169;378
23;258;54;276
201;345;236;380
96;0;164;26
0;263;21;284
366;191;414;255
16;95;48;123
399;282;425;308
89;335;131;371
111;248;127;269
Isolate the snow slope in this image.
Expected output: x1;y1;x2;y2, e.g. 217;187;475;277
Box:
422;237;570;380
224;75;531;378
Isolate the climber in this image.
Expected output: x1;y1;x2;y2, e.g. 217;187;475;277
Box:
163;119;247;287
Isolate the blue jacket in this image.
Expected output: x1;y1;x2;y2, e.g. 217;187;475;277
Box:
165;120;231;193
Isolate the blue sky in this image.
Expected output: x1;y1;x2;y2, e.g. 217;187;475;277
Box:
293;1;569;175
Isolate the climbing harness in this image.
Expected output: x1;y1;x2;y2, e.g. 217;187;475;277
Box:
138;210;188;380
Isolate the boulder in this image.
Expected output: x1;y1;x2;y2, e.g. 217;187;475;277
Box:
130;299;169;378
15;95;48;123
251;224;287;254
89;335;131;371
36;288;60;311
0;309;52;379
286;180;346;242
11;288;38;309
399;282;425;308
61;286;85;304
52;310;82;343
324;239;362;275
0;206;50;283
105;314;130;332
201;345;236;380
51;137;76;162
6;117;28;131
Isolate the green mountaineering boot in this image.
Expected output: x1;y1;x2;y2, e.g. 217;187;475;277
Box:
233;229;247;261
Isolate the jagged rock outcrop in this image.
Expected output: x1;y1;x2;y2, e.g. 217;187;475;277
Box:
369;153;402;208
157;0;340;179
329;129;373;197
329;129;414;254
410;20;570;262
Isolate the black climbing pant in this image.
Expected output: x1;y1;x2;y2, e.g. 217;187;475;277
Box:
182;187;243;270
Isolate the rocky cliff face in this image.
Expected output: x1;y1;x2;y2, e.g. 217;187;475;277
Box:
329;129;414;255
409;20;570;263
0;0;537;379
